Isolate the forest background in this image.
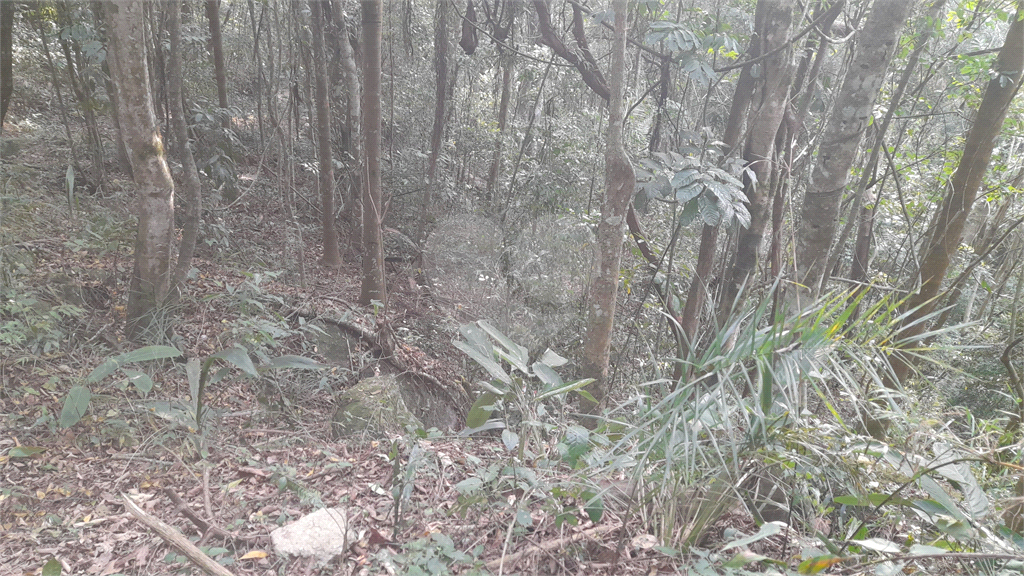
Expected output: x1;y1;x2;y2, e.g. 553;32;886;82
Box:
3;0;1024;574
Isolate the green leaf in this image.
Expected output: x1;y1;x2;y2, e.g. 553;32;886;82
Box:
466;392;498;428
86;346;182;384
850;538;901;553
535;378;594;401
538;349;568;367
532;361;563;389
123;369;154;396
42;558;62;576
59;386;92;428
582;492;604;523
211;346;258;378
455;477;483;494
8;446;46;458
260;355;327;371
453;340;511;385
515;509;533;527
909;544;948;556
723;550;768;568
721;522;781;550
477;320;529;373
501;429;519;452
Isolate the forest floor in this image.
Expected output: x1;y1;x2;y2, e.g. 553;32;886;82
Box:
0;118;761;576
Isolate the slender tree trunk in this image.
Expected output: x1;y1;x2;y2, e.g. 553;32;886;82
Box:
886;9;1024;392
359;0;386;306
419;0;450;244
166;0;201;294
310;0;342;268
333;0;361;230
0;1;13;129
719;0;795;316
486;55;513;209
794;0;915;303
105;0;176;342
205;0;230;129
580;0;634;421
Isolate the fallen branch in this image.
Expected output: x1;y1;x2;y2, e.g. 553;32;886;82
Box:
484;524;618;570
121;493;237;576
163;489;270;547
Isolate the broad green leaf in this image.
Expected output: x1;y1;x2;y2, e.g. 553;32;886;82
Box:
42;558;62;576
721;522;782;550
532;361;563;389
515;509;533;527
908;544;948;556
466;392;498;428
501;429;519;452
582;492;604;523
453;340;511;385
8;446;46;458
455;477;483;494
477;320;529;373
261;355;327;371
538;349;568;367
123;370;153;396
59;386;92;428
723;550;768;568
850;538;901;553
86;346;182;384
211;346;258;378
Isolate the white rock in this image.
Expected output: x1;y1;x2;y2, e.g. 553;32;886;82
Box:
270;507;355;562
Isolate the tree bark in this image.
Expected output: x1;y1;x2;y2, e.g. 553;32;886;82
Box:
332;0;361;230
418;0;450;244
205;0;230;129
310;0;343;268
105;0;176;342
580;0;634;421
166;0;202;294
0;0;13;129
794;0;915;302
359;0;386;306
719;0;795;315
888;8;1024;389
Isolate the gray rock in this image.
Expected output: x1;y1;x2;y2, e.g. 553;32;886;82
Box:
270;507;356;562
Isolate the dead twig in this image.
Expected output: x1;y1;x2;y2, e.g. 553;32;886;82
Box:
121;493;237;576
484;524;618;571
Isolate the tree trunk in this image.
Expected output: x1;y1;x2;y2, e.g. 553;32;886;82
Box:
310;0;342;268
0;0;13;129
719;0;795;315
794;0;914;302
419;0;450;244
332;0;361;230
580;0;634;421
888;9;1024;389
204;0;230;129
105;0;176;342
166;0;202;294
359;0;386;306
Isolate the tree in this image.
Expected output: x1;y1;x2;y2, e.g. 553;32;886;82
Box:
205;0;230;129
166;0;202;294
359;0;385;307
1;0;14;129
104;0;176;341
719;0;795;314
579;0;633;420
794;0;915;303
309;0;342;269
887;7;1024;389
418;0;450;243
